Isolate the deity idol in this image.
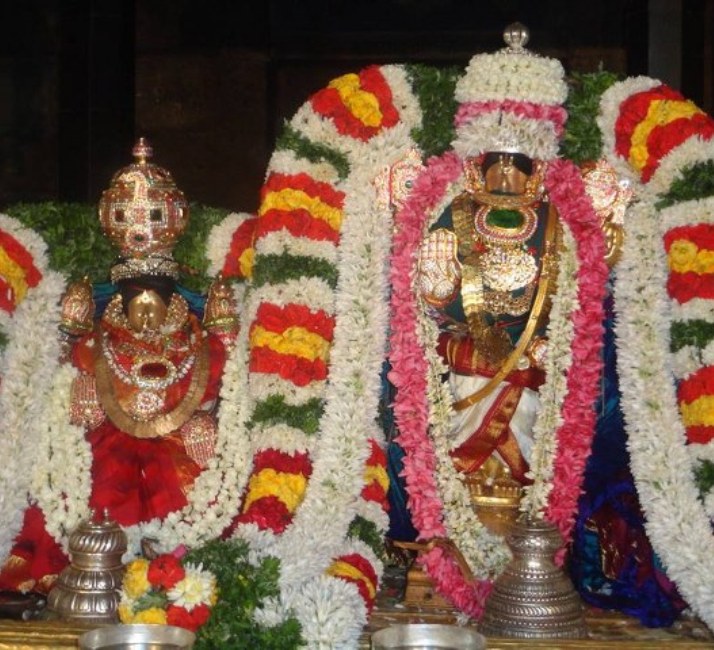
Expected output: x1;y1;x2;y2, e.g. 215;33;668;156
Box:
411;24;605;536
418;150;556;529
0;139;239;594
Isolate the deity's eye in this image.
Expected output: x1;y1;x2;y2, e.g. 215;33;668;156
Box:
405;180;413;189
114;209;125;223
150;208;163;222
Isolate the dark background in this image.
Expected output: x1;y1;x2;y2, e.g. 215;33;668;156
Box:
1;0;711;213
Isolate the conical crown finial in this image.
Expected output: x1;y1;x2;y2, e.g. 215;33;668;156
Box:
132;137;153;165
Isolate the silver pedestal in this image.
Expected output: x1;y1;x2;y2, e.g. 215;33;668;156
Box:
479;516;586;639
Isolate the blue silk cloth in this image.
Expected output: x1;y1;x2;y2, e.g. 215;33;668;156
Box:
570;291;686;626
93;281;206;317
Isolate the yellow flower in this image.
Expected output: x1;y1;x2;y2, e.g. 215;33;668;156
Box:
0;249;30;305
118;601;136;623
250;325;330;362
123;559;151;599
694;249;714;275
239;247;254;278
243;469;307;512
328;73;383;127
668;239;698;273
133;607;168;625
629;144;649;171
628;98;704;171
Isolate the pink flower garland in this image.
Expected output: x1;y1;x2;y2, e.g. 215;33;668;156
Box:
388;153;607;615
455;100;568;137
388;150;493;618
542;159;607;548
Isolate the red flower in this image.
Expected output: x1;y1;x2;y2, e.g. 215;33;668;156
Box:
253;448;312;475
239;495;292;533
166;604;211;632
147;554;186;590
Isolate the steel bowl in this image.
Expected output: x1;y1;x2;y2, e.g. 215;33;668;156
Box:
78;623;196;649
371;623;486;649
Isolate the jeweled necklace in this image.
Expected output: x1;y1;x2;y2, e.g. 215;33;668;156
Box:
94;335;210;438
473;203;538;246
101;329;197;391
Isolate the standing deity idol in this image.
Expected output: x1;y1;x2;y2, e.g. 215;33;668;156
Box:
407;24;607;542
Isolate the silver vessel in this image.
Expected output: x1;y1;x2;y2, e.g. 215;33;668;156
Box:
479;515;586;639
47;512;127;624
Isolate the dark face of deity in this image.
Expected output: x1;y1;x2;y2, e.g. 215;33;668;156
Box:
483;152;533;196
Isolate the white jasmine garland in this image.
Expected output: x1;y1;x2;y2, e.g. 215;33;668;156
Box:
0;257;64;561
267;149;342;184
672;297;714;324
455;51;568;106
355;499;390;533
660;196;714;232
250;373;326;407
671;345;703;380
246;277;335;317
615;194;714;631
32;363;92;549
249;423;312;456
380;64;423;128
258;230;338;264
206;211;254;277
689;441;714;466
648;137;714;197
520;226;578;515
283;575;367;650
453;112;561;161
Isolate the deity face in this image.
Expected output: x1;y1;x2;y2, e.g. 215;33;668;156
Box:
483;153;528;195
126;289;168;333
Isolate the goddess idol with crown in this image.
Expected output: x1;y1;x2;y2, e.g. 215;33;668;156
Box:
0;139;241;594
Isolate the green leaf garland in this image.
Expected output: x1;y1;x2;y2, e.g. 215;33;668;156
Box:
250;395;324;435
560;70;620;164
251;253;338;289
405;64;460;159
276;124;351;181
185;539;303;649
657;160;714;209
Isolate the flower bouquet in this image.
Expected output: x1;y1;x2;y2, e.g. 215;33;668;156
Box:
119;552;217;633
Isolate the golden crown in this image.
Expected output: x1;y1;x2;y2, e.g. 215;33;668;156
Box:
98;138;189;282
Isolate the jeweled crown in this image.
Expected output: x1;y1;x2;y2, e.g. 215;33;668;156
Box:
98;139;189;282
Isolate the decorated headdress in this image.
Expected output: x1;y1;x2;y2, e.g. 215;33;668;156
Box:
98;138;189;283
452;23;569;161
